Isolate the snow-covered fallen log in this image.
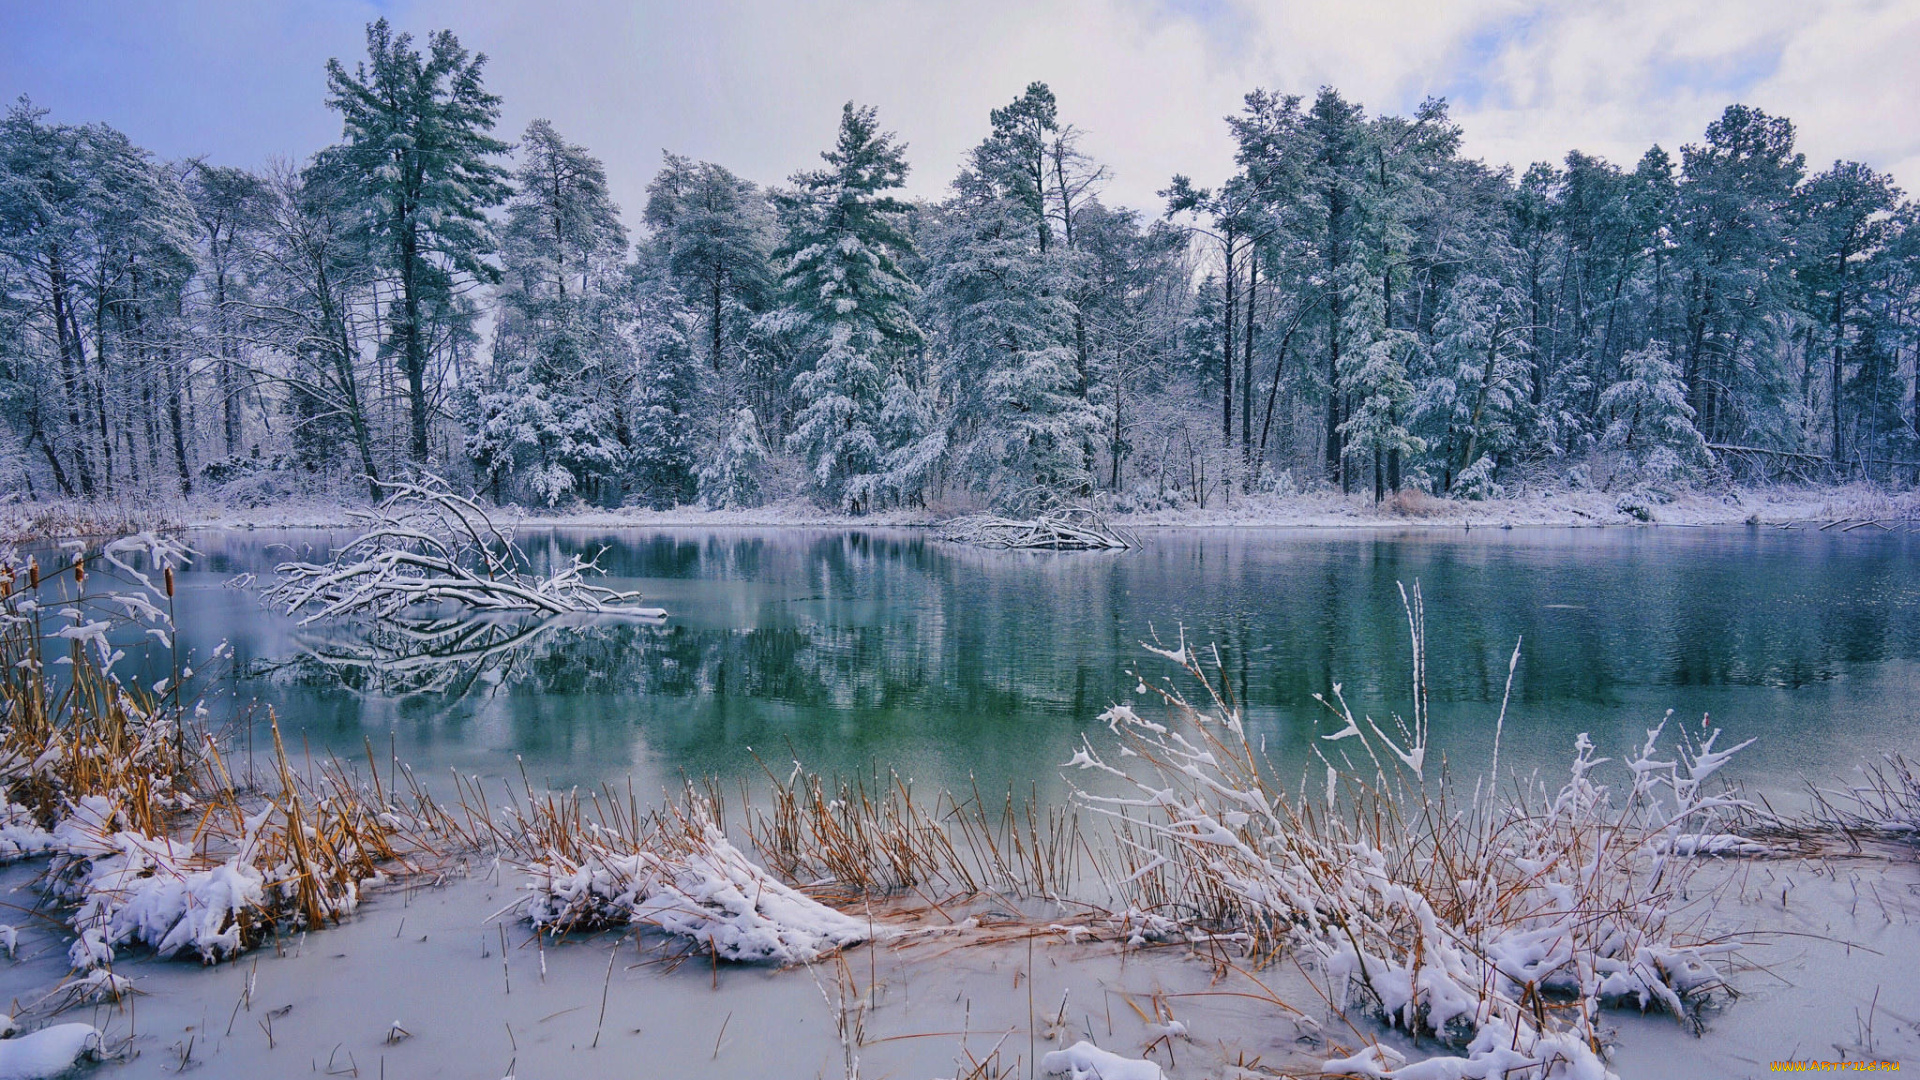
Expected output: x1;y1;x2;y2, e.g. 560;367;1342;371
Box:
940;508;1137;550
263;477;665;623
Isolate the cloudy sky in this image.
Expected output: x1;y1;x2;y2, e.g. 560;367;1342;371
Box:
4;0;1917;221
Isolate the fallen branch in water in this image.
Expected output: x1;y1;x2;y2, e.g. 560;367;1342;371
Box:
262;477;665;624
939;508;1138;550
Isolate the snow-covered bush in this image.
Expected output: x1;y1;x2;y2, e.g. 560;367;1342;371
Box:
1452;454;1504;500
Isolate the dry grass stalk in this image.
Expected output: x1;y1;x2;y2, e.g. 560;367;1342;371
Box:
1807;753;1920;847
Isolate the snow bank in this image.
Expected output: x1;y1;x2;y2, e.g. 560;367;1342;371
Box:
0;1024;102;1080
1040;1041;1164;1080
56;480;1913;538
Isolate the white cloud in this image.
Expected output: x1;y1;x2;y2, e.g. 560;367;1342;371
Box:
4;0;1915;217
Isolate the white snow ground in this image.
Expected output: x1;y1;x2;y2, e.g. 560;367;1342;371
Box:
0;841;1912;1079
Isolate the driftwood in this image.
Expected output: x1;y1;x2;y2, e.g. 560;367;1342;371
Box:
938;508;1138;550
264;478;666;624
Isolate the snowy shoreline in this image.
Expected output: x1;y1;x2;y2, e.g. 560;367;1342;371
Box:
7;483;1916;544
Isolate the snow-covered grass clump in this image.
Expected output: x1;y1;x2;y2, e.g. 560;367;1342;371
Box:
493;784;874;964
1812;753;1920;842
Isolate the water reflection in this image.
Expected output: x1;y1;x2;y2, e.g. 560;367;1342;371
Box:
175;525;1920;801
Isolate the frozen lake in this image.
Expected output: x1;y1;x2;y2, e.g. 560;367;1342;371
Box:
165;524;1920;807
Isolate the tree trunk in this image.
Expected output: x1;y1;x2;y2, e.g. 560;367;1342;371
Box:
401;226;431;464
1222;231;1236;449
167;350;192;495
1242;255;1256;461
48;257;96;494
711;273;725;371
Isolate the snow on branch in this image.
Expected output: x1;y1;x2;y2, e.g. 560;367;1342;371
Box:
263;476;665;624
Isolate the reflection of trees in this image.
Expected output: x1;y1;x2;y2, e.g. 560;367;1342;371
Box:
241;526;1920;718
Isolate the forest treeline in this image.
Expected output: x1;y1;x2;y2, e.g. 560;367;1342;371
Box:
3;19;1916;514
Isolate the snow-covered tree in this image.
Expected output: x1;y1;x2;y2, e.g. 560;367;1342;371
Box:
775;103;924;512
697;407;770;510
1335;264;1424;502
1411;275;1532;493
1598;342;1709;476
623;271;701;508
469;119;630;506
325;18;510;463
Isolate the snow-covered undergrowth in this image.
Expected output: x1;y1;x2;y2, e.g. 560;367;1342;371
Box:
1063;590;1758;1079
263;476;665;623
0;537;438;997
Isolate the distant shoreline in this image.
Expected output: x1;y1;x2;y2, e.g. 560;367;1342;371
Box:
5;482;1916;543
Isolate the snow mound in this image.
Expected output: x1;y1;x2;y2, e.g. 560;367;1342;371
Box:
0;1023;102;1080
1040;1041;1164;1080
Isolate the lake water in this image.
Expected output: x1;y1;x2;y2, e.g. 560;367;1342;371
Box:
163;524;1919;807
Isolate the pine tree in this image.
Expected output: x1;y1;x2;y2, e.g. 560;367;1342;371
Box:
645;153;775;373
471;119;629;506
1598;342;1708;477
325;19;510;464
776;103;923;511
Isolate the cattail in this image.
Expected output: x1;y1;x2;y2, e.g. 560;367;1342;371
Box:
28;557;38;590
164;565;175;598
73;558;85;586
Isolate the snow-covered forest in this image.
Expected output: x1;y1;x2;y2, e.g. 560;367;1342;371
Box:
4;18;1917;515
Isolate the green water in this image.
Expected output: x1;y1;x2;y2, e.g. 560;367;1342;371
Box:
166;525;1918;803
